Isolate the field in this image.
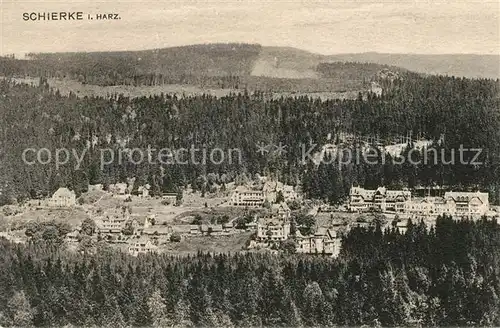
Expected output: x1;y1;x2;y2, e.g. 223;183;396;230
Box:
2;68;363;100
0;187;249;235
46;78;361;100
47;78;236;99
2;206;90;230
87;187;260;225
160;232;253;256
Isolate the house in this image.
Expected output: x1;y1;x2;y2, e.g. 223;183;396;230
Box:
223;222;234;233
404;198;436;217
330;218;344;227
142;226;171;242
128;239;158;256
351;220;370;229
129;218;144;235
50;188;77;207
270;202;291;220
295;231;311;253
403;192;489;218
257;217;290;241
263;180;298;202
444;191;489;217
229;179;298;207
189;225;200;235
351;186;490;218
296;227;341;257
169;224;200;236
396;220;409;234
161;193;178;204
349;187;372;212
245;222;257;231
88;184;103;192
137;184;151;197
349;186;411;213
200;224;224;236
109;183;128;195
229;186;266;207
143;214;157;229
385;190;412;212
96;216;126;234
143;225;170;236
262;180;282;203
282;185;299;201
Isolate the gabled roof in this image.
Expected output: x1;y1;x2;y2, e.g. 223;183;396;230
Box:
170;225;199;233
200;224;223;232
52;187;75;198
444;192;488;204
271;202;290;213
314;227;336;239
143;226;171;235
258;217;284;226
262;180;277;192
234;185;262;193
130;238;156;248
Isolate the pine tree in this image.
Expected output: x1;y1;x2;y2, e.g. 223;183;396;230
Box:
7;291;34;327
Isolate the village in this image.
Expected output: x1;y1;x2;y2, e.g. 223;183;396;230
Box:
0;175;498;258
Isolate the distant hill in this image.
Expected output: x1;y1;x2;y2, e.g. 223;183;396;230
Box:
1;44;498;94
323;52;500;80
22;43;262;79
252;47;499;80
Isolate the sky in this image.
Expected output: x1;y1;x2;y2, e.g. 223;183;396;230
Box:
1;0;499;57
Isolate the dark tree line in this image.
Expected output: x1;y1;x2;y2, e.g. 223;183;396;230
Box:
0;216;498;326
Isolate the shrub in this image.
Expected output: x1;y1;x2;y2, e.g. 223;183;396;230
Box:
170;233;181;242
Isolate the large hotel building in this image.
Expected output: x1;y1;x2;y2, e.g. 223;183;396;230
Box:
349;186;489;218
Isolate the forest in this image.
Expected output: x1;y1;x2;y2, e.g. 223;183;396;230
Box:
0;70;499;205
0;44;262;85
0;216;498;327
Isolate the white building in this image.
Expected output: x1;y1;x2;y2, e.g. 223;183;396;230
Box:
137;184;151;197
349;186;411;213
96;216;126;234
50;188;77;207
296;228;341;257
270;202;291;220
230;186;266;207
351;186;490;218
444;192;489;217
229;179;298;207
403;192;489;218
257;214;291;242
262;180;299;202
128;239;157;256
161;193;178;204
109;183;128;195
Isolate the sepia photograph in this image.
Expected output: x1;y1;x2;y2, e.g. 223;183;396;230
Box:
0;0;499;326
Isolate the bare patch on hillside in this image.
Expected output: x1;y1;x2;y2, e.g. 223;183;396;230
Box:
251;58;319;79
